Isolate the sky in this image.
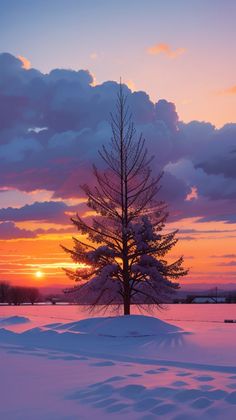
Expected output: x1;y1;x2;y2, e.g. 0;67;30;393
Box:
0;0;236;289
1;0;236;127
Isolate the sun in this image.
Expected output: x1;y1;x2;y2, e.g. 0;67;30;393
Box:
35;270;44;279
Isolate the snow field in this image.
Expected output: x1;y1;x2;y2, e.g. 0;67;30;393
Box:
0;311;236;419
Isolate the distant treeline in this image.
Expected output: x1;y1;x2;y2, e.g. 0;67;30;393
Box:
0;282;40;305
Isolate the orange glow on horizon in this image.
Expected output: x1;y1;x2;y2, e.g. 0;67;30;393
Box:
0;215;235;289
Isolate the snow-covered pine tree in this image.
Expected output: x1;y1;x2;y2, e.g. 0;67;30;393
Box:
62;84;188;315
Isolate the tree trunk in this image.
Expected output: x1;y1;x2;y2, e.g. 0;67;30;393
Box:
124;293;130;315
123;241;130;315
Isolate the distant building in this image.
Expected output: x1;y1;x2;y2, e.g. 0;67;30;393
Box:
189;296;227;304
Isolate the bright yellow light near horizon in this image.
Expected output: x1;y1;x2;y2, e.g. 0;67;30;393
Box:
35;270;44;279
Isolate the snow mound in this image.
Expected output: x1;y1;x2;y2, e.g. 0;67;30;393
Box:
59;315;182;337
0;316;30;326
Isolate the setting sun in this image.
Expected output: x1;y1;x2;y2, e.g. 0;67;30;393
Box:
35;271;44;279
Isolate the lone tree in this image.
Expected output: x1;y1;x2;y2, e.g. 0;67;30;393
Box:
63;85;187;315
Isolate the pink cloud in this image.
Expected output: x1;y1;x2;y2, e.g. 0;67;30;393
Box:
186;186;198;201
147;43;186;59
218;85;236;95
17;55;31;70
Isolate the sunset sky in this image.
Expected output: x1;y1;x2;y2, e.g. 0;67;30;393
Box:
0;0;236;289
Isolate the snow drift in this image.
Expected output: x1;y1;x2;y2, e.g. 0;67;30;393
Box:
55;315;182;337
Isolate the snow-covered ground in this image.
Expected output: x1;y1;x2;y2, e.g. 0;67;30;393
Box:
1;305;236;419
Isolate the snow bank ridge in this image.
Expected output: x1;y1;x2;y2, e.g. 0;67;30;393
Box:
0;316;30;326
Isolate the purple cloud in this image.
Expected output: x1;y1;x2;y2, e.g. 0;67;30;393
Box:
210;254;236;258
217;261;236;267
0;201;87;224
0;221;36;239
0;221;75;240
0;53;236;224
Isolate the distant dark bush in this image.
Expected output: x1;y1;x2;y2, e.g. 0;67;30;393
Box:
24;287;40;304
8;286;26;305
0;282;40;305
0;281;10;303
